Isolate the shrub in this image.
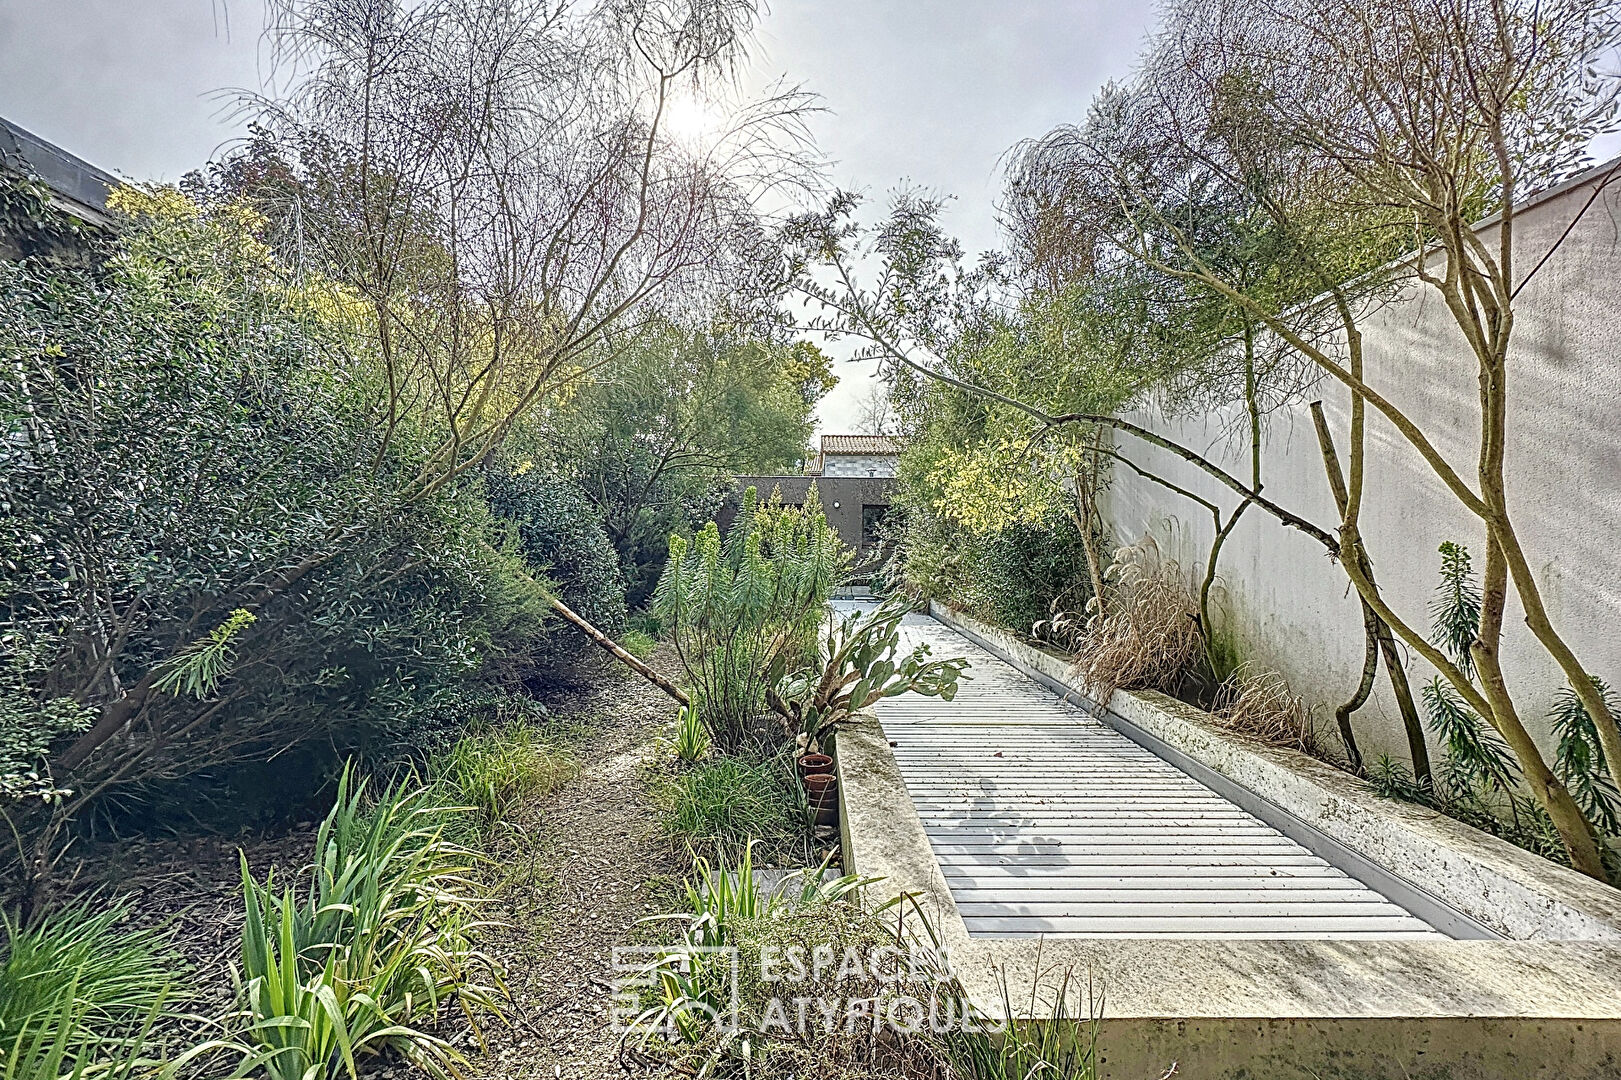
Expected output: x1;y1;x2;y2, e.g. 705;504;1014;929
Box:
673;704;711;763
487;468;629;638
879;501;971;606
1211;665;1323;758
0;899;177;1080
237;767;503;1080
652;487;844;749
1551;678;1621;836
656;754;806;866
880;476;1099;649
968;513;1097;638
1070;536;1203;702
1;188;551;864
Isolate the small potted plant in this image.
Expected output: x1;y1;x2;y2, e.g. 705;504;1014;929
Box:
769;599;969;825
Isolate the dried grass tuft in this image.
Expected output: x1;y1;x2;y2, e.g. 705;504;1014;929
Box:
1070;536;1204;703
1213;664;1324;757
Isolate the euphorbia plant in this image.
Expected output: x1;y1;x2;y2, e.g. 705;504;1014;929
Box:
767;599;969;754
652;487;845;749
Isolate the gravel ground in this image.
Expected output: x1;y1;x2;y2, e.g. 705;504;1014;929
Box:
469;652;689;1080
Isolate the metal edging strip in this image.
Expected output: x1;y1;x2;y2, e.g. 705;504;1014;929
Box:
935;612;1502;942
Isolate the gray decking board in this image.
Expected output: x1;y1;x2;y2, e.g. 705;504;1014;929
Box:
871;611;1448;940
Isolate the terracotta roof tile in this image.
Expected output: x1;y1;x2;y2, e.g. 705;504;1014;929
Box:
820;434;901;456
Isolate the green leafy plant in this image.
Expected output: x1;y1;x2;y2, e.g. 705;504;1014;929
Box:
237;766;504;1080
1412;540;1621;848
655;753;806;866
427;722;577;837
673;703;711;763
625;844;880;1065
765;598;968;754
1409;542;1595;852
0;899;176;1080
618;629;658;661
1551;678;1621;835
970;512;1098;640
1429;542;1482;678
651;487;845;750
151;609;258;699
1366;754;1566;864
936;964;1098;1080
1421;543;1521;793
1422;677;1520;795
533;322;834;606
0;989;166;1080
2;192;553;879
625;843;772;1055
487;468;629;639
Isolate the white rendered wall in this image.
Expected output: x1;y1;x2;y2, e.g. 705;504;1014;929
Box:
1099;165;1621;765
823;453;899;478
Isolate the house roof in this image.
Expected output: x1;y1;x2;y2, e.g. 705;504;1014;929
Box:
0;117;118;227
820;434;900;456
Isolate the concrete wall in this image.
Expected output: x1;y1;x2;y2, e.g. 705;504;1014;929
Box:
1100;162;1621;767
728;475;894;562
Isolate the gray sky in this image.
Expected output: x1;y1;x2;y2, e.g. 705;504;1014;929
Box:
0;1;1158;431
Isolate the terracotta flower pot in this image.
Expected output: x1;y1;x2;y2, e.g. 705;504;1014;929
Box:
796;752;833;780
803;772;839;828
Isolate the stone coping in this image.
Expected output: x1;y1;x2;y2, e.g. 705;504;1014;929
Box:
928;601;1621;942
831;605;1621;1078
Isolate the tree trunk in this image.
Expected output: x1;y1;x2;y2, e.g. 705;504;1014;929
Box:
1335;604;1377;774
1491;513;1621;797
1197;500;1250;676
1076;507;1108;620
548;596;689;707
1471;568;1608;882
1076;434;1110;619
1373;621;1429;783
1197;326;1264;678
1308;401;1430;779
1335;522;1608;880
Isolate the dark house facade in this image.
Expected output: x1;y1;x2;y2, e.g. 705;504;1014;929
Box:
732;435;900;569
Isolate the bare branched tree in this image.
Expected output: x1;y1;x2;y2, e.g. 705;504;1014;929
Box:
1004;0;1621;877
18;0;821;901
242;0;819;495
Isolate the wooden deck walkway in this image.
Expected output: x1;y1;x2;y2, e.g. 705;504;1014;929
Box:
870;610;1447;940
